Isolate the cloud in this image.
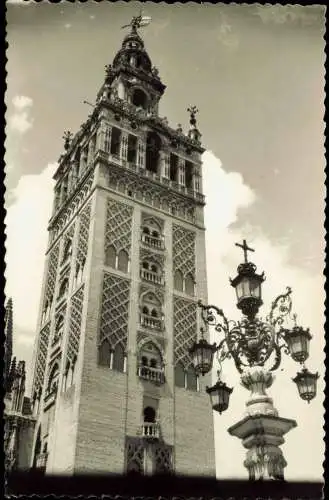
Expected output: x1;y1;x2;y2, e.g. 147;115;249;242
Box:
216;13;239;49
5;163;56;335
9;95;34;134
12;95;33;110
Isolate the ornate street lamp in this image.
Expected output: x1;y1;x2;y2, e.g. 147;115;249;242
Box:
293;368;319;403
189;239;319;481
189;328;217;376
206;373;233;414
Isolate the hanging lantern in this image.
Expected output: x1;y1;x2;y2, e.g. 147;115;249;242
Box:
282;326;312;363
230;263;265;318
292;368;319;403
189;336;217;376
206;380;233;414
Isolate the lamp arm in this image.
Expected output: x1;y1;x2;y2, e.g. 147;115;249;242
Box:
267;286;293;330
269;329;291;371
198;300;231;336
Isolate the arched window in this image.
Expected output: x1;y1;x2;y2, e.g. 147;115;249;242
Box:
58;279;68;300
152;230;159;238
47;363;60;394
186;365;198;391
150;264;158;273
62;239;72;264
150;358;157;368
146;132;161;174
139;342;162;374
174;270;184;291
142;261;149;270
143;406;156;423
185;274;195;296
174;362;186;388
98;340;112;367
141;356;148;366
105;245;116;268
117;249;129;273
112;343;125;372
142;306;149;315
53;315;64;345
132;88;148;109
143;227;150;235
151;309;158;318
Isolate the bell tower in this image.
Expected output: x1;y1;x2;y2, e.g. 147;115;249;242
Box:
29;15;216;477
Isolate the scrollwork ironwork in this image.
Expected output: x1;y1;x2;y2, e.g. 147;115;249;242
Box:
198;285;297;373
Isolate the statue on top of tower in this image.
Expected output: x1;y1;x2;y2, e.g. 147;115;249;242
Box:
121;12;152;33
187;106;202;144
187;106;199;128
63;131;73;151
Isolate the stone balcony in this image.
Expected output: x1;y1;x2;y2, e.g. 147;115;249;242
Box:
140;313;163;331
141;233;164;250
140;269;164;285
141;422;160;439
138;365;165;385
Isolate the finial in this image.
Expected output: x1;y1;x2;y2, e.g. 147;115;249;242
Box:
176;124;183;133
235;239;255;264
63;131;73;151
187;106;199;128
121;9;152;33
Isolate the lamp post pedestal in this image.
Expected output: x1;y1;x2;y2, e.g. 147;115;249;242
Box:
228;367;297;480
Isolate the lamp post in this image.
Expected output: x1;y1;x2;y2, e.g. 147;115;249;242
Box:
190;239;319;481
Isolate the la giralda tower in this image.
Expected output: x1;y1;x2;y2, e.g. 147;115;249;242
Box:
30;15;216;476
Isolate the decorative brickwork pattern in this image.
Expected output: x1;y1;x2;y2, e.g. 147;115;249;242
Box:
105;199;133;255
141;213;164;230
33;324;51;395
173;225;196;278
140;248;165;267
66;286;85;364
139;284;165;305
173;226;196;281
154;444;173;473
76;201;92;266
173;297;197;367
125;437;144;473
51;173;94;242
45;244;60;303
107;168;197;224
99;273;130;350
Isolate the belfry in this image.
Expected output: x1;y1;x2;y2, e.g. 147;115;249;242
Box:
25;15;216;475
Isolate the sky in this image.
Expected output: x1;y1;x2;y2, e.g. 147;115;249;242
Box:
5;1;325;482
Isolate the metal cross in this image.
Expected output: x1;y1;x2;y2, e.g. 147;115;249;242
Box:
235;239;255;263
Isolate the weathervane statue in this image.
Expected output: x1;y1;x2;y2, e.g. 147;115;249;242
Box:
121;10;152;33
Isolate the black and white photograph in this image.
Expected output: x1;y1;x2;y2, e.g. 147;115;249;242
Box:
4;2;325;497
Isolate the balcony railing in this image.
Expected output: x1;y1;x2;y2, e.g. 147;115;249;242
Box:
140;269;164;285
142;422;160;439
141;233;164;250
36;452;48;470
140;314;163;331
138;365;165;385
